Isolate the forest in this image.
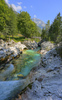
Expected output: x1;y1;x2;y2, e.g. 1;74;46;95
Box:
0;0;41;41
0;0;62;43
41;13;62;43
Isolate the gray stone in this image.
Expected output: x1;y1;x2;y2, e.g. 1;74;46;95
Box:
23;40;38;49
20;47;62;100
41;41;55;50
0;64;14;81
0;51;4;55
0;80;25;100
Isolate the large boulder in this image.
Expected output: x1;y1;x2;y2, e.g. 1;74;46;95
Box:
41;41;55;50
23;40;38;49
15;42;27;50
0;79;27;100
41;48;62;72
9;47;20;57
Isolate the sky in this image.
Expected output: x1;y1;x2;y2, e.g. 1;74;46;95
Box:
5;0;62;24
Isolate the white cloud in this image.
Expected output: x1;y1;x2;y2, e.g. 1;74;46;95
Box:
5;0;10;6
24;6;27;9
34;15;37;18
17;2;22;5
11;4;22;11
31;5;33;8
5;0;22;12
5;0;8;3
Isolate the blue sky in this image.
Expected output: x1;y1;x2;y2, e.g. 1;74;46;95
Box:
5;0;62;24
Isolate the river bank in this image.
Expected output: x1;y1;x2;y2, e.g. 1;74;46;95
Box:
15;42;62;100
0;39;40;100
0;39;38;69
0;39;62;100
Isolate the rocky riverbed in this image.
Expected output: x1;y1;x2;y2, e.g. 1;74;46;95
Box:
0;39;27;68
0;39;38;68
16;42;62;100
0;39;39;100
0;40;62;100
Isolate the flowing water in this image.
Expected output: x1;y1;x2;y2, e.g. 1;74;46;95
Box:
0;49;41;81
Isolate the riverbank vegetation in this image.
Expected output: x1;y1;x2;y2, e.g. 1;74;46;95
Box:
41;13;62;43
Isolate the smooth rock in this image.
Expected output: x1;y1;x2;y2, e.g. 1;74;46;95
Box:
41;41;55;50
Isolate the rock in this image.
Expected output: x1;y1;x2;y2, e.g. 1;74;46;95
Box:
0;64;14;81
0;80;25;100
9;47;20;57
15;42;27;50
41;41;55;50
19;46;62;100
40;50;47;54
3;43;8;48
41;48;62;70
0;51;4;55
0;75;31;100
0;47;4;50
23;40;38;49
21;75;62;100
0;39;4;44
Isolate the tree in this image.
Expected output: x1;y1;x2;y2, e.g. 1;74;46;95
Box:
49;13;62;42
46;20;50;32
41;28;46;40
0;0;18;39
8;6;18;37
17;11;38;38
41;20;50;40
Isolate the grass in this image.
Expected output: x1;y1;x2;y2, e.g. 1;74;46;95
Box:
10;36;40;43
0;33;41;43
10;36;25;42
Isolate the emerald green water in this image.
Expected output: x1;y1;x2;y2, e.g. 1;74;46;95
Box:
0;50;41;81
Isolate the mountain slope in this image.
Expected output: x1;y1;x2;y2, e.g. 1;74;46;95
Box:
32;18;46;29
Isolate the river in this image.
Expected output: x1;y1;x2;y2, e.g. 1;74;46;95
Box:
0;48;41;81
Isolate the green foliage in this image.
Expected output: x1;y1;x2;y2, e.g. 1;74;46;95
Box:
49;13;62;43
41;13;62;43
56;45;62;58
8;6;18;37
0;1;41;41
0;0;18;39
17;11;38;38
41;28;46;40
41;20;50;40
